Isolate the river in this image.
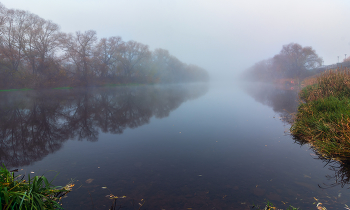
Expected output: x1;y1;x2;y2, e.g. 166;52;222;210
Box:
1;82;349;209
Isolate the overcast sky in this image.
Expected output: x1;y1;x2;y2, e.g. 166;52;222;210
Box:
2;0;350;80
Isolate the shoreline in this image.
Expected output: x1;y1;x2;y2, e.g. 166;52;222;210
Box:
291;67;350;159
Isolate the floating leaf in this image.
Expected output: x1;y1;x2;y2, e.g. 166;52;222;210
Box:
85;179;94;184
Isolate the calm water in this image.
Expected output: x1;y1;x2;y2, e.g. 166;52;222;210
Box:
1;83;350;210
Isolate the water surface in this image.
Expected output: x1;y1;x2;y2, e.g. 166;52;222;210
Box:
1;83;349;209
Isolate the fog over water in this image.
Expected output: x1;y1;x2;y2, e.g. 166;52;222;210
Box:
3;1;350;209
3;83;350;209
2;0;350;81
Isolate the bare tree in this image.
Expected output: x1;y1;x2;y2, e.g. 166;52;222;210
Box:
22;13;42;75
0;3;208;87
29;18;62;76
64;30;97;84
0;3;8;34
0;6;64;86
93;36;123;77
118;40;151;79
0;9;32;75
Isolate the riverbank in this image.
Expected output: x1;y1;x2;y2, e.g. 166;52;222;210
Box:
0;74;159;90
291;67;350;159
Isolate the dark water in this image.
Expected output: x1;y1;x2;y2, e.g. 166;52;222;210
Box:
1;83;350;210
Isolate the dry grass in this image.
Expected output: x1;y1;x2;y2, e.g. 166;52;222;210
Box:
300;67;350;102
301;76;318;88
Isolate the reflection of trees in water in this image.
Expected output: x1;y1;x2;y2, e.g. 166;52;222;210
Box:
243;82;350;189
0;84;208;167
0;92;70;168
242;83;299;124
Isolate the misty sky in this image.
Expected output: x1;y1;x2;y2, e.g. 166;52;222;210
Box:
2;0;350;80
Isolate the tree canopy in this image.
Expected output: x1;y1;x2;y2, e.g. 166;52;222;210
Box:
242;43;323;82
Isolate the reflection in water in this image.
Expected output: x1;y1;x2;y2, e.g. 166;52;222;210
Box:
294;138;350;189
0;84;208;168
242;82;299;124
322;159;350;189
243;82;350;190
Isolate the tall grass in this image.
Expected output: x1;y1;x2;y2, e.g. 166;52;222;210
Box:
299;68;350;102
0;164;73;210
291;67;350;158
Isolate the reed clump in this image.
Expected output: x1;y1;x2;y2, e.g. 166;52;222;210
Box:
291;67;350;158
0;164;73;210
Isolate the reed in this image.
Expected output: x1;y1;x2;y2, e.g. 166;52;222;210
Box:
291;67;350;159
0;164;73;210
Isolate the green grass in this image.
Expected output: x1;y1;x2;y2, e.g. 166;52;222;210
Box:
291;68;350;159
52;87;73;90
0;164;73;210
0;88;32;92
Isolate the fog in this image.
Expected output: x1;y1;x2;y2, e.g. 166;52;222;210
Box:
2;0;350;81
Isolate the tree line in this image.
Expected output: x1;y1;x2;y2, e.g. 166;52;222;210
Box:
241;43;323;83
0;3;209;89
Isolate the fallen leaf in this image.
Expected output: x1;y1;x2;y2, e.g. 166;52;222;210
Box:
85;179;94;184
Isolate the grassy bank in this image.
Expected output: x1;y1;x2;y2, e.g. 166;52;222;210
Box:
291;67;350;159
0;165;73;209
